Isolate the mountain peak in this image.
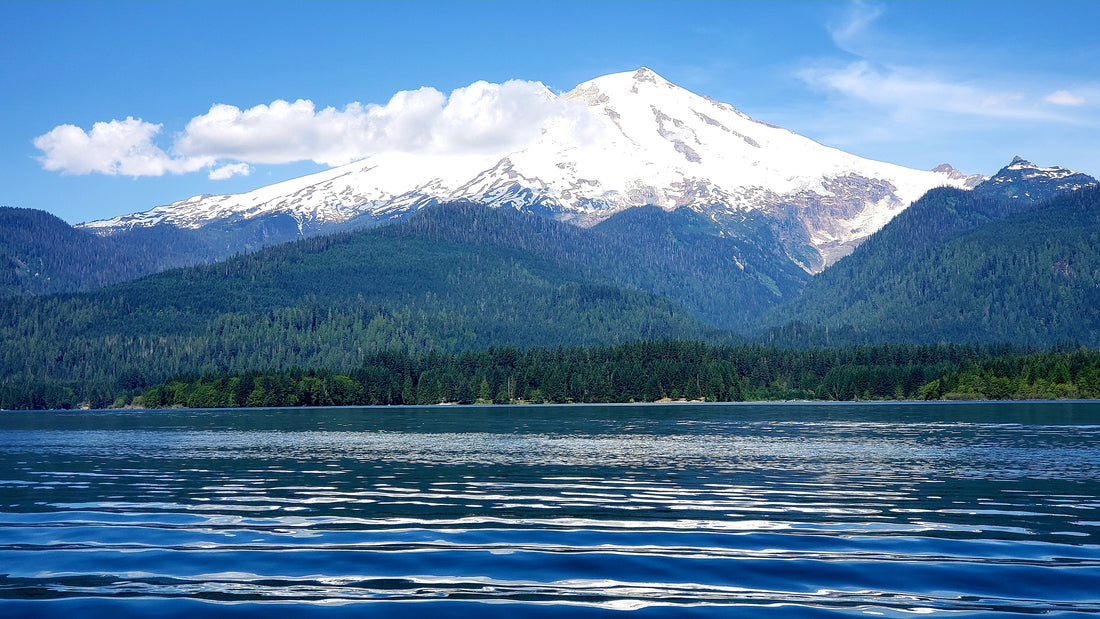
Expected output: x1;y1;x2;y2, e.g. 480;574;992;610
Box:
569;67;677;99
973;156;1097;203
931;164;986;189
632;67;663;83
82;68;979;273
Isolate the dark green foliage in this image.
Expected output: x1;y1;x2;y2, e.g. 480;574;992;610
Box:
0;206;276;296
3;203;751;406
377;203;808;331
9;181;1100;410
120;341;1100;410
0;207;158;296
4;200;810;321
590;206;809;328
765;185;1100;347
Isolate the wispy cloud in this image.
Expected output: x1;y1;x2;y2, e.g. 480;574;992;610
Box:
798;1;1092;124
826;0;883;52
34;80;599;179
797;60;1061;121
1045;90;1086;107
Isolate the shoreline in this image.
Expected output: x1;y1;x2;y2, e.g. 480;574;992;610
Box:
7;397;1100;413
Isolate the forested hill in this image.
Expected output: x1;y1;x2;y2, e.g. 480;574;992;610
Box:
0;207;155;296
383;203;809;331
763;184;1100;346
1;206;332;297
5;201;809;406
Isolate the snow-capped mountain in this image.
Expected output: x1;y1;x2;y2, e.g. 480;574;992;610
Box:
82;68;979;272
972;156;1097;203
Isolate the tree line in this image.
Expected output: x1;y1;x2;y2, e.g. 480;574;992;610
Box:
6;340;1096;410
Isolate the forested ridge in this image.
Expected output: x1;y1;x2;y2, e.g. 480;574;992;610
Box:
0;207;157;296
6;203;777;407
764;184;1100;346
5;179;1100;410
0;207;248;296
8;340;1097;410
0;207;346;297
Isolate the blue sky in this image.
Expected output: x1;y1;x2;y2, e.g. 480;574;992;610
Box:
4;0;1099;224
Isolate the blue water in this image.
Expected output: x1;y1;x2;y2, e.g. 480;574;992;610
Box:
1;402;1098;617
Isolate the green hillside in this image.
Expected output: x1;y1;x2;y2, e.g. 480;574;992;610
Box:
0;207;153;296
0;206;340;296
7;202;795;406
764;185;1100;346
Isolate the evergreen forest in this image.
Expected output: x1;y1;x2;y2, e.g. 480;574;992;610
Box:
764;185;1100;346
9;341;1098;410
3;174;1100;410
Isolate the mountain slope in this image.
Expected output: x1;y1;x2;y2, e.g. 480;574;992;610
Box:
0;206;290;296
382;203;810;331
0;207;158;296
762;183;1100;346
81;68;974;272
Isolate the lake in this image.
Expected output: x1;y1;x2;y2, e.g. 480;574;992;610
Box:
1;402;1098;617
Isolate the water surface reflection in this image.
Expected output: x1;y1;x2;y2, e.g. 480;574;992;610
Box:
1;402;1098;616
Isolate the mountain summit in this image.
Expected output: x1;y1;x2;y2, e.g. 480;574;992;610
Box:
82;68;974;271
972;156;1097;203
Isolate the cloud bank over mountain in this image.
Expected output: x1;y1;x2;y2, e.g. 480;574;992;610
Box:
33;80;600;180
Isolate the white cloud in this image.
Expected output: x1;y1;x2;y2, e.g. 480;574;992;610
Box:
1045;90;1085;106
208;162;251;180
32;117;209;177
176;80;592;165
774;1;1100;174
430;80;590;153
34;80;599;178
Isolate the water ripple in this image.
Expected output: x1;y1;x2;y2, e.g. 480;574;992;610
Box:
2;403;1099;616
